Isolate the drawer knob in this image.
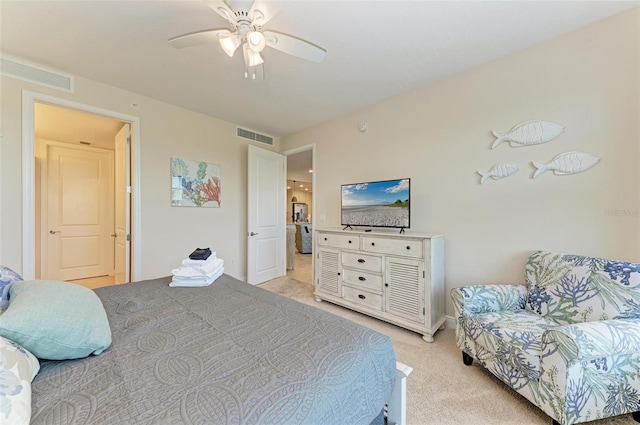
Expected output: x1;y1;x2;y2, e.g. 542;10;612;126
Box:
358;294;366;299
324;237;327;241
358;276;366;281
348;240;352;244
385;283;389;287
357;258;366;263
406;246;411;250
371;242;375;246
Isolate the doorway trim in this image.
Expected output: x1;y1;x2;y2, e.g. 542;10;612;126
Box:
22;90;142;281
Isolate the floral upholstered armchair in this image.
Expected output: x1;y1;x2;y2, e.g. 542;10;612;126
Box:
451;251;640;425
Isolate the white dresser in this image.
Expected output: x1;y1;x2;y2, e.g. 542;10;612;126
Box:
314;229;445;342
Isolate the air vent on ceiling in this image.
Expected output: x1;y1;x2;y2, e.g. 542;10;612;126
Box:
236;126;274;146
1;57;74;93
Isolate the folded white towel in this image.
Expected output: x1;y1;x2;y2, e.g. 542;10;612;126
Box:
170;263;224;282
172;258;224;278
169;267;224;287
181;253;217;267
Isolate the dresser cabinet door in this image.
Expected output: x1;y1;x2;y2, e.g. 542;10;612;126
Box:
317;247;342;296
384;257;425;324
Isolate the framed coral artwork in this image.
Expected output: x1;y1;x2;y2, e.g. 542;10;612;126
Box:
171;157;221;207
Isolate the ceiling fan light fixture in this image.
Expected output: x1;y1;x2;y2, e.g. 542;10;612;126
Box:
243;43;264;67
219;34;240;57
168;2;326;80
247;31;266;53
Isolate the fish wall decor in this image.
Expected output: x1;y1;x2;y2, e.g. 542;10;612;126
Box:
478;163;519;184
492;120;565;149
532;151;600;178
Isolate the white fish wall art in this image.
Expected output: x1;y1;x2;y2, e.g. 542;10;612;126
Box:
478;163;519;184
532;151;600;178
492;120;565;149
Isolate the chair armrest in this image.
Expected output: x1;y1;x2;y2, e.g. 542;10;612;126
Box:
538;319;640;425
542;319;640;362
450;284;527;315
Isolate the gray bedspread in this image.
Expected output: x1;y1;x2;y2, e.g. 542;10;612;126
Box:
31;275;396;424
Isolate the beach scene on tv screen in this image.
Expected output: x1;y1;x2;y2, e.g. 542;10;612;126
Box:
342;179;409;228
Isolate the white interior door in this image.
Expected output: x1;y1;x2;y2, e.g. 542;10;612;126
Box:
114;123;131;284
247;145;285;285
46;144;114;281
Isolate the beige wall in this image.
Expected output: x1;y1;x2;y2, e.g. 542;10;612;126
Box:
282;9;640;316
1;74;279;280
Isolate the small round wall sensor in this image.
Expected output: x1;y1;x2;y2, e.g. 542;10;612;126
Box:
358;122;368;132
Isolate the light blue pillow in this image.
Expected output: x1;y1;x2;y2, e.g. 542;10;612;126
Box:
0;266;23;312
0;280;112;360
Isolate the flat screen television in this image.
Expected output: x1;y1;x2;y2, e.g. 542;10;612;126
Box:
341;178;410;230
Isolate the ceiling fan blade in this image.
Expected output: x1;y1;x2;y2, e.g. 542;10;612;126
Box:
249;1;282;27
202;0;237;25
263;30;326;63
168;29;231;49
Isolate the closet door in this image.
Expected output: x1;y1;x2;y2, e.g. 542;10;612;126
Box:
45;144;113;281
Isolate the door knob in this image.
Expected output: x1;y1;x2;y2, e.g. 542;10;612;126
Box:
111;233;117;237
49;230;61;234
250;232;259;236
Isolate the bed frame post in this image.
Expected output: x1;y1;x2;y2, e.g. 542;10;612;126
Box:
387;361;413;425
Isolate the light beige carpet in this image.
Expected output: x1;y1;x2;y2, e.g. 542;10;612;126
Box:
259;276;636;425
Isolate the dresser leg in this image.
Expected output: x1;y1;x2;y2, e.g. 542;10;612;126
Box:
314;297;323;303
422;334;434;343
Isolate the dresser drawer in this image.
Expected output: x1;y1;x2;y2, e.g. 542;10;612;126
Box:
342;269;383;292
317;233;359;249
343;286;382;311
341;251;383;272
362;236;424;258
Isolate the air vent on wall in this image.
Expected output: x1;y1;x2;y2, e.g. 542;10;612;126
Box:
236;126;274;146
1;56;74;92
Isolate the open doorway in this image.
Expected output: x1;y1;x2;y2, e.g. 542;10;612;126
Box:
284;146;315;284
34;102;131;289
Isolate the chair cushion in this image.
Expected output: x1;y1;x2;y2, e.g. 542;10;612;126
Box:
525;251;640;325
464;310;558;385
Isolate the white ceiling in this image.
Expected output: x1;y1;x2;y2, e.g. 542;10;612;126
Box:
1;1;638;138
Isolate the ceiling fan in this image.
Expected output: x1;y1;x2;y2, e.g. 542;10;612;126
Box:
168;0;326;80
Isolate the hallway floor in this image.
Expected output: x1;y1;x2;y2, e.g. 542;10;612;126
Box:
287;251;312;284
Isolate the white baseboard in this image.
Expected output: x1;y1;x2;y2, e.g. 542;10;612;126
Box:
445;314;456;329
